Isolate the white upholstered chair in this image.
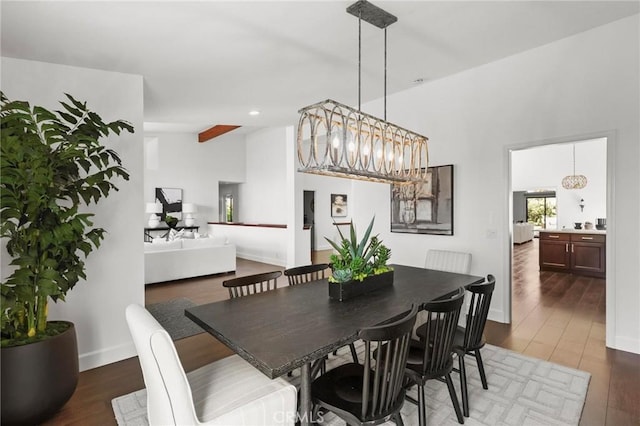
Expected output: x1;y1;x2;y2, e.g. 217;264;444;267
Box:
125;304;297;425
424;249;472;274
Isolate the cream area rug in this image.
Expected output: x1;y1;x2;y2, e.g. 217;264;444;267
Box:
112;343;590;425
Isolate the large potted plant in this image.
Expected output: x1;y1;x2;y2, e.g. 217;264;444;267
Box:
0;92;132;425
325;217;393;301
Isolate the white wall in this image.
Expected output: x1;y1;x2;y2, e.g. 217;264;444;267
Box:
286;126;312;267
208;224;293;267
240;127;288;224
512;138;607;229
1;58;145;370
349;15;640;353
144;131;246;228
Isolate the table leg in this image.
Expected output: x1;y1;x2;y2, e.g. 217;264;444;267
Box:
299;362;312;426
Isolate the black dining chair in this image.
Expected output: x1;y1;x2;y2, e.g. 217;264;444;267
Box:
223;270;282;299
285;263;360;365
284;263;330;286
311;305;419;426
456;275;495;417
405;287;465;425
423;274;495;418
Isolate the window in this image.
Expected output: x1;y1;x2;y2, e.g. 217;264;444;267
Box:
526;195;556;230
224;194;234;222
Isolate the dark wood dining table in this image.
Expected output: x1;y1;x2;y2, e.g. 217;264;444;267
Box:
185;264;484;426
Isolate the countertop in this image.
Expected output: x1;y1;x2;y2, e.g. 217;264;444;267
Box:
539;229;606;234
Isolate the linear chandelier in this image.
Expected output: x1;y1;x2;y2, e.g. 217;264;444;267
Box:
296;0;429;184
561;144;587;190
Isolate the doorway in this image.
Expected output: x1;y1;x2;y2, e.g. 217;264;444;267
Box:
508;135;610;344
303;191;315;253
219;182;239;222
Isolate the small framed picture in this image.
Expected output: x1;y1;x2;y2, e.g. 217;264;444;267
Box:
331;194;348;217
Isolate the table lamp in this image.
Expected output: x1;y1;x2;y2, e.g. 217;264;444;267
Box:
182;203;197;226
146;203;162;228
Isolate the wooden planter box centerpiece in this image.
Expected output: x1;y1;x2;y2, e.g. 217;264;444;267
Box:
328;270;394;301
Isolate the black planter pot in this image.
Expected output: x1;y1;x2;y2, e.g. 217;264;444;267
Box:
1;321;79;426
328;270;394;301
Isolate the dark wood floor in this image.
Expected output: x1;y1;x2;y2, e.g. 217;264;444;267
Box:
44;243;639;425
484;239;639;426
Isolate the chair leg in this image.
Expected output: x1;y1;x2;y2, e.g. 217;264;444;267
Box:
349;343;359;364
417;383;427;426
458;352;469;417
312;404;321;424
474;350;488;390
445;373;464;424
393;412;405;426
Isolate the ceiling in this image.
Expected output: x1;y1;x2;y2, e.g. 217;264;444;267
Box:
2;1;638;134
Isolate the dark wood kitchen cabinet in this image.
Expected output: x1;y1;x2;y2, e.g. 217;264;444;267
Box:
539;232;571;271
539;231;605;278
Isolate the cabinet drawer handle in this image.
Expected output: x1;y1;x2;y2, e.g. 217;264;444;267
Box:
581;236;594;240
548;235;560;239
565;243;569;252
572;243;574;253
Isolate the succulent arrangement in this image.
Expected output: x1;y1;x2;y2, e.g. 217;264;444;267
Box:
325;217;392;283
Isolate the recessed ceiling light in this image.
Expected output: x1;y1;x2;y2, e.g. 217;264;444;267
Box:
249;110;260;116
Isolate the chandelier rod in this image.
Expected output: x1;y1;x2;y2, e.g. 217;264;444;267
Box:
358;10;362;112
573;144;576;175
384;27;387;121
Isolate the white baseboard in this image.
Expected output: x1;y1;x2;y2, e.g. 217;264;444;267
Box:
79;341;137;372
611;335;640;354
236;252;286;267
487;308;506;324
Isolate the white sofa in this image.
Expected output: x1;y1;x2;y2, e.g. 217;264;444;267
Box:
144;236;236;284
513;222;534;244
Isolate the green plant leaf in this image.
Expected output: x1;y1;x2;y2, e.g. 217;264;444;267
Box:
1;91;133;342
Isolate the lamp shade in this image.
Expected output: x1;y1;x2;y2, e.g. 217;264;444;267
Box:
146;203;162;214
182;203;197;214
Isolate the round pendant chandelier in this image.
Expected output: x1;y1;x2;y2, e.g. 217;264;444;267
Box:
561;144;587;190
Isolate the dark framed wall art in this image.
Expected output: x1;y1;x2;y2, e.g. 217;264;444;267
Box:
155;187;182;220
390;164;454;235
331;194;348;217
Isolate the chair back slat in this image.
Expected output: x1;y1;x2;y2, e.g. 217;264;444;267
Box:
223;271;282;299
463;274;495;349
362;340;372;415
358;305;418;421
419;288;465;375
283;263;330;286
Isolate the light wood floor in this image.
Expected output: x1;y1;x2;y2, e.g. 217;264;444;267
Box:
43;244;639;425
